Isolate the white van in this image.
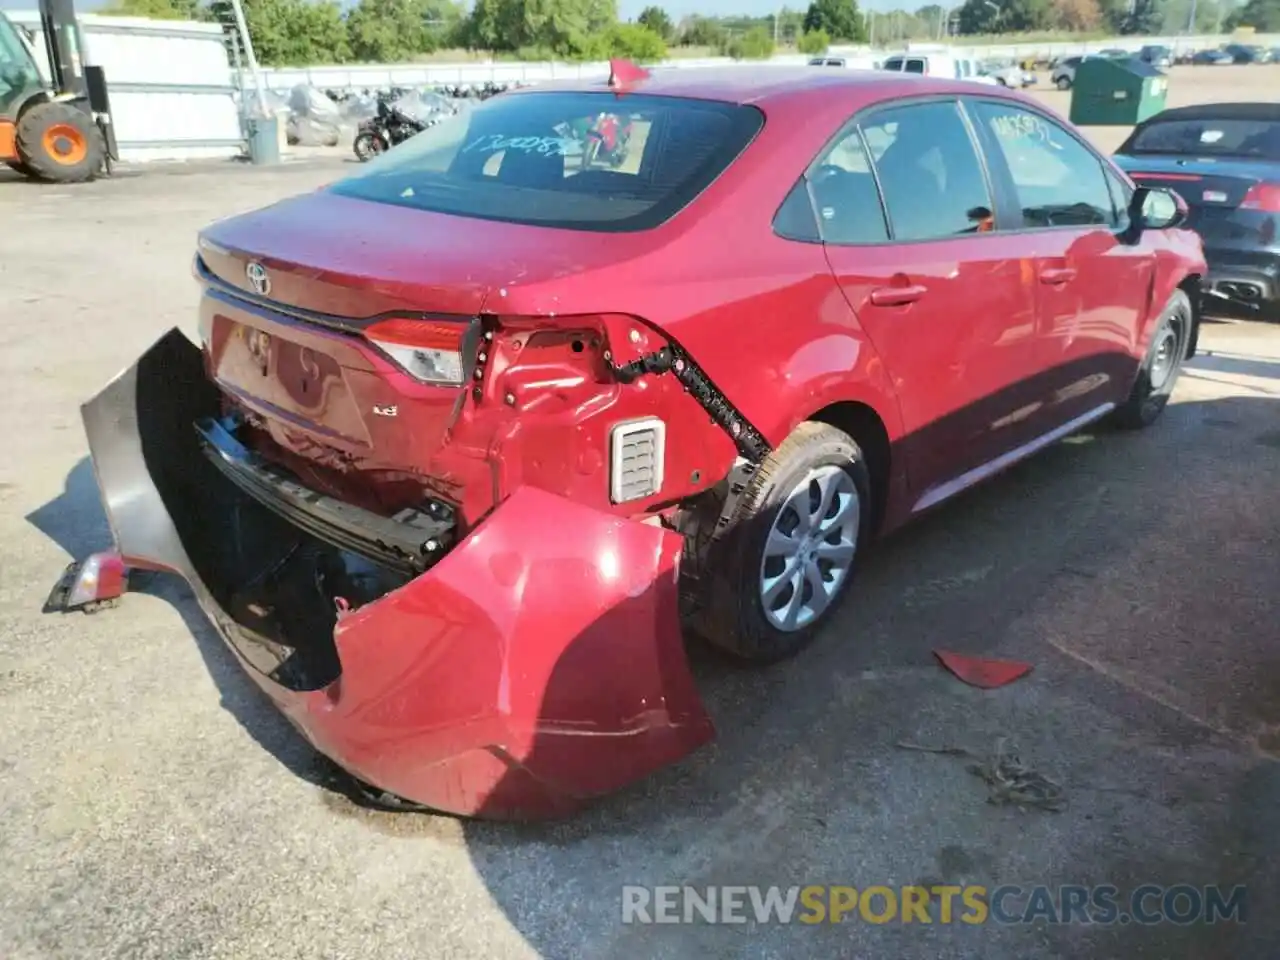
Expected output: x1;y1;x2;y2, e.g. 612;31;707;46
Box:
880;52;999;83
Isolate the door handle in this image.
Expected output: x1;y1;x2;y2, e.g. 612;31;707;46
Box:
1039;267;1077;285
869;284;927;306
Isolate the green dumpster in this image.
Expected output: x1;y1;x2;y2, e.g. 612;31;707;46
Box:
1068;56;1168;126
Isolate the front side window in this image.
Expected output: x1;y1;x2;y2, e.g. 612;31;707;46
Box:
861;100;994;241
882;57;904;71
0;17;37;115
329;92;763;233
971;100;1116;229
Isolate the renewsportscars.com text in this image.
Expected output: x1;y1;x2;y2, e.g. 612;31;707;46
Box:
620;884;1247;925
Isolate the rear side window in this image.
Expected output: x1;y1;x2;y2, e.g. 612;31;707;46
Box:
971;101;1116;228
805;129;889;244
329;92;763;232
861;100;994;241
905;58;926;74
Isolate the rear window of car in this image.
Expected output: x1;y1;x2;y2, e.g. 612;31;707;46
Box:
328;91;764;233
1124;117;1280;161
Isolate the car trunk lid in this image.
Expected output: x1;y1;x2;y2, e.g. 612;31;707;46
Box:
194;189;665;513
1119;155;1276;214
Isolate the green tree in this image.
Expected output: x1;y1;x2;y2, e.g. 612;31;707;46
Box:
678;15;728;45
724;24;774;57
802;0;867;41
636;4;674;38
797;26;829;52
1225;0;1280;29
462;0;617;54
1117;0;1162;32
603;22;667;57
956;0;1051;33
208;0;350;64
346;0;430;61
99;0;200;19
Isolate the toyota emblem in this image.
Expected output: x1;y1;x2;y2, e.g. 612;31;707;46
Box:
246;261;271;297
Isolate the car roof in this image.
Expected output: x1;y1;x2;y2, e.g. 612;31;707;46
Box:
504;65;1005;107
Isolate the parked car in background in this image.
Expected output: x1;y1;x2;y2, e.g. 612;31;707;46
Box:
981;58;1036;87
1223;43;1271;63
1114;102;1280;319
880;51;996;82
1140;44;1173;68
63;65;1206;820
808;55;880;70
1191;48;1235;65
1050;55;1089;89
1098;48;1132;58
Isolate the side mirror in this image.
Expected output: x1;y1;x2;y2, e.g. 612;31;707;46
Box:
1130;185;1187;231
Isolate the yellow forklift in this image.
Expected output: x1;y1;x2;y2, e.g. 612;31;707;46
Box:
0;0;117;182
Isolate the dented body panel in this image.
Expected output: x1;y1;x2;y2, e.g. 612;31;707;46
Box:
81;331;712;819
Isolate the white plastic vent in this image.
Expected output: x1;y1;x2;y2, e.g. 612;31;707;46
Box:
610;418;666;504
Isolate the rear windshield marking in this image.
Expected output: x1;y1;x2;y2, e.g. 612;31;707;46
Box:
462;134;572;157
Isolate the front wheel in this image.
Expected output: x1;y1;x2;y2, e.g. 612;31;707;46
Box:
15;102;104;183
1112;289;1192;429
691;421;872;663
353;131;386;162
1055;76;1072;90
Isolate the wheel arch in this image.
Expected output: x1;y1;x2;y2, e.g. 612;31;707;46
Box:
803;398;896;536
15;89;51;120
1177;272;1203;359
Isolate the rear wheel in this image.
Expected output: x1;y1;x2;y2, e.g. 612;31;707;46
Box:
692;422;872;663
15;102;103;183
1113;289;1192;429
1055;75;1072;90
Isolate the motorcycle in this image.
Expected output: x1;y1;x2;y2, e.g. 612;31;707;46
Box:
581;112;634;169
353;97;427;162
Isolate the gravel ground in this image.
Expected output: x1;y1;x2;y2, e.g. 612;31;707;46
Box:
3;66;1280;959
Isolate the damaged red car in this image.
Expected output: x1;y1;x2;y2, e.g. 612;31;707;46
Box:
61;64;1206;819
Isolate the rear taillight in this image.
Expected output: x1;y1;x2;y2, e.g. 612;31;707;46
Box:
363;317;477;386
1241;183;1280;212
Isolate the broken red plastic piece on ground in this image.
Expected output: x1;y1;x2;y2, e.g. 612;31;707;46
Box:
933;650;1033;689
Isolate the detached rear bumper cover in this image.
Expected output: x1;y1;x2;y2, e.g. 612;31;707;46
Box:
81;328;713;819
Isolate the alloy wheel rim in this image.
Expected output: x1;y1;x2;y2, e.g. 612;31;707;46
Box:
1149;319;1182;391
759;464;860;632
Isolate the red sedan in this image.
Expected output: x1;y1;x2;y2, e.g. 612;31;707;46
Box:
62;63;1205;819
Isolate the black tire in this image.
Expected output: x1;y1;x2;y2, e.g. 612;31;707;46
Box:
1055;76;1071;90
691;422;873;664
1112;289;1192;429
4;159;33;177
353;131;385;162
15;102;104;183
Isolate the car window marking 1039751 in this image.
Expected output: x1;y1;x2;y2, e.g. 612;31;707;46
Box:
461;133;573;157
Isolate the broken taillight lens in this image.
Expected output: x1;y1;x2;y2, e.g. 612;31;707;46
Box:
363;317;476;386
1241;183;1280;212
